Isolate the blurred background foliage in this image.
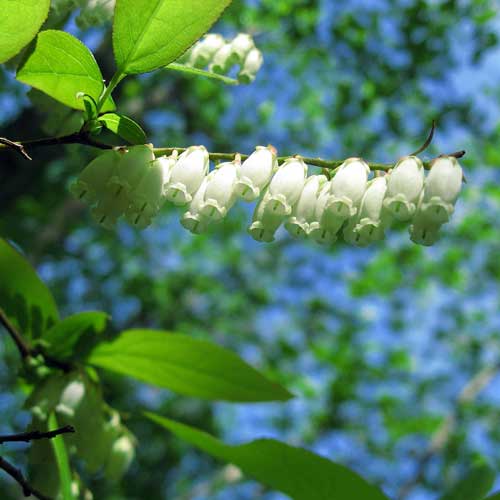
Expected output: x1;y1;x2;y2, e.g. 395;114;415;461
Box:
2;0;500;499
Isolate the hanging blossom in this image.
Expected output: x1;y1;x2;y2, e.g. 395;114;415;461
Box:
71;145;464;247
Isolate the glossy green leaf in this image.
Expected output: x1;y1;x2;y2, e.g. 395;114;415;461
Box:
0;238;58;339
166;62;239;85
17;30;114;111
43;311;108;360
113;0;233;74
0;0;50;63
147;414;390;500
48;413;73;500
439;464;495;500
88;329;292;402
99;113;147;145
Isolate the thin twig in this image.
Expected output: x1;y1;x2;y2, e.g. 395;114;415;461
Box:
0;425;74;445
0;138;32;160
410;121;435;156
0;308;31;359
396;361;500;500
0;456;52;500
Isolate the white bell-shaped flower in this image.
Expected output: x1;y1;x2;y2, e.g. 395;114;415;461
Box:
419;156;463;224
343;216;368;246
209;43;236;74
409;222;441;246
354;176;388;243
235;146;277;201
285;175;327;239
264;157;307;217
199;160;239;221
164;146;209;206
326;158;370;219
238;48;264;84
309;182;343;244
108;145;155;194
248;190;284;242
91;187;130;230
230;33;255;62
384;155;424;221
189;34;225;68
125;155;176;229
180;175;212;234
70;149;123;204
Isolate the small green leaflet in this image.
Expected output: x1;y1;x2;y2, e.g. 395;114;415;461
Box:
17;30;115;111
88;329;292;402
166;62;239;85
0;0;50;63
99;113;147;145
48;413;73;500
438;463;495;500
147;414;390;500
113;0;233;74
43;311;108;361
0;238;59;339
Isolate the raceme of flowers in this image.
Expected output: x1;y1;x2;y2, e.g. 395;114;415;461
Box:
70;144;463;246
178;33;263;83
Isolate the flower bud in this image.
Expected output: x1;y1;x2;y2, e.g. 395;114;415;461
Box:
235;146;277;201
126;155;176;229
199;160;239;221
165;146;209;206
181;175;211;234
354;176;388;243
285;175;327;238
309;182;343;244
189;34;225;68
209;43;236;74
326;158;370;219
248;190;283;242
70;150;122;204
265;157;307;217
419;156;463;224
108;145;155;194
384;155;424;221
104;434;135;481
238;48;264;84
230;34;255;62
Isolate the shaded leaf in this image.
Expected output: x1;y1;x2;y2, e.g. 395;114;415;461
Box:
43;311;108;361
88;329;292;402
17;30;114;111
48;413;73;500
147;414;390;500
113;0;233;74
439;464;495;500
0;0;50;63
99;113;147;145
0;238;58;339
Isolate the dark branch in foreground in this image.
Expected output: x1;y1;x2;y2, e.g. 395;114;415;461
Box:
0;137;32;160
0;456;52;500
0;425;74;445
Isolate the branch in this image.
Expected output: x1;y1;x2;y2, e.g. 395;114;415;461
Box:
0;456;52;500
396;361;500;500
0;133;465;172
0;138;32;160
0;426;74;445
0;307;72;373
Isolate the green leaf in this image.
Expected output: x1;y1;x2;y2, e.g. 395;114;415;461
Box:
484;492;500;500
113;0;233;74
17;30;114;111
48;413;73;500
166;62;239;85
0;238;59;339
88;329;292;402
0;0;50;63
43;311;109;361
99;113;147;145
439;464;495;500
147;414;390;500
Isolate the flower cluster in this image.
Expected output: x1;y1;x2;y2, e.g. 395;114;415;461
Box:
180;33;263;83
71;145;463;246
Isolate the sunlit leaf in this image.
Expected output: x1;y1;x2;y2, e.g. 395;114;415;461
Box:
147;414;390;500
88;329;292;402
48;413;73;500
99;113;147;145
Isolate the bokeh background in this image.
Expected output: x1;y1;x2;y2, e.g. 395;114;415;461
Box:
2;0;500;499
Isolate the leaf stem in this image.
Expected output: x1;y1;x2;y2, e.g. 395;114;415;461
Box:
97;71;125;114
